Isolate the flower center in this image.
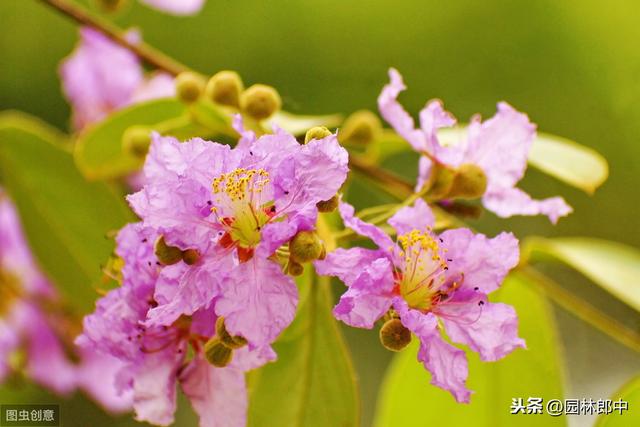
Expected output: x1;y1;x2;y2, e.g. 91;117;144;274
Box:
211;168;275;251
394;229;448;311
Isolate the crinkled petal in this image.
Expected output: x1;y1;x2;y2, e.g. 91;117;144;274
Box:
440;229;519;294
139;0;206;15
388;198;435;236
314;247;384;287
442;302;525;362
231;345;277;371
180;356;247;427
333;258;394;328
232;114;257;149
483;187;572;224
393;298;471;403
76;348;133;413
133;346;183;426
338;201;394;250
419;100;458;160
216;257;297;347
377;68;428;152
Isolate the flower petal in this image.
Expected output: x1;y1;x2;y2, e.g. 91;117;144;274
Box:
483;187;572;224
338;201;394;250
388;198;435;236
314;247;384;287
139;0;206;15
443;302;526;362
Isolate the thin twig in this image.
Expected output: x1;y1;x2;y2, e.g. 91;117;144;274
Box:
38;0;190;76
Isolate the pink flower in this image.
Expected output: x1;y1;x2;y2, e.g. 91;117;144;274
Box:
127;123;348;348
60;28;174;130
78;223;272;426
378;68;572;223
139;0;206;15
315;199;525;402
0;192;130;412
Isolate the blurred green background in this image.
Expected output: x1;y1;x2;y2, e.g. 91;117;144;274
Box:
1;1;639;426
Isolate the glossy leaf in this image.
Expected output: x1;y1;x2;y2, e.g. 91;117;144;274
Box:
247;272;359;427
267;110;343;135
524;237;640;312
528;132;608;194
0;111;133;313
596;375;640;426
374;273;566;427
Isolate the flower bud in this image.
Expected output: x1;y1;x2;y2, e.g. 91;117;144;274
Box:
240;84;281;120
205;70;244;108
338;110;382;145
289;231;324;263
122;126;151;158
379;318;411;352
154;236;183;265
215;317;247;350
181;248;200;265
204;337;233;367
316;195;339;213
175;71;205;104
426;165;455;200
304;126;332;144
447;163;487;199
287;260;304;276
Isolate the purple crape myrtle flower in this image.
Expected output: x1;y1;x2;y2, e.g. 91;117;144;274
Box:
378;68;572;223
78;223;272;427
0;192;130;412
60;27;174;130
315;198;525;403
140;0;206;15
126;121;349;350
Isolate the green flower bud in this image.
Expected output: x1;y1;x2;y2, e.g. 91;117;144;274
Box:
338;110;382;145
448;163;487;199
240;84;281;120
122;126;151;158
215;317;248;350
379;318;412;352
426;165;455;200
175;71;205;104
154;236;183;265
304;126;332;144
289;231;324;263
316;194;339;213
287;260;304;276
204;337;233;367
181;248;200;265
205;70;244;108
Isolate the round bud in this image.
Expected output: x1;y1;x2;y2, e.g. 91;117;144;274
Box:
426;165;455;200
181;248;200;265
304;126;332;144
175;71;205;104
154;236;183;265
204;337;233;367
122;126;151;158
316;194;339;213
240;84;281;120
205;70;244;107
338;110;382;145
289;231;324;263
448;163;487;199
215;317;248;350
379;318;412;352
288;260;304;276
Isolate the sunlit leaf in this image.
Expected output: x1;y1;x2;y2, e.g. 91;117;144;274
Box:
596;375;640;426
0;111;133;313
247;272;359;427
524;237;640;312
374;273;566;427
267;110;343;135
529;132;608;194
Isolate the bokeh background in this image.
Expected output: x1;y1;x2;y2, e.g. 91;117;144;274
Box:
1;1;638;426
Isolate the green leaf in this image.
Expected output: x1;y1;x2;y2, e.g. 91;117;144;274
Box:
528;132;608;194
0;111;133;313
267;110;343;135
247;272;359;427
524;237;640;312
374;273;566;427
596;375;640;426
74;98;190;180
